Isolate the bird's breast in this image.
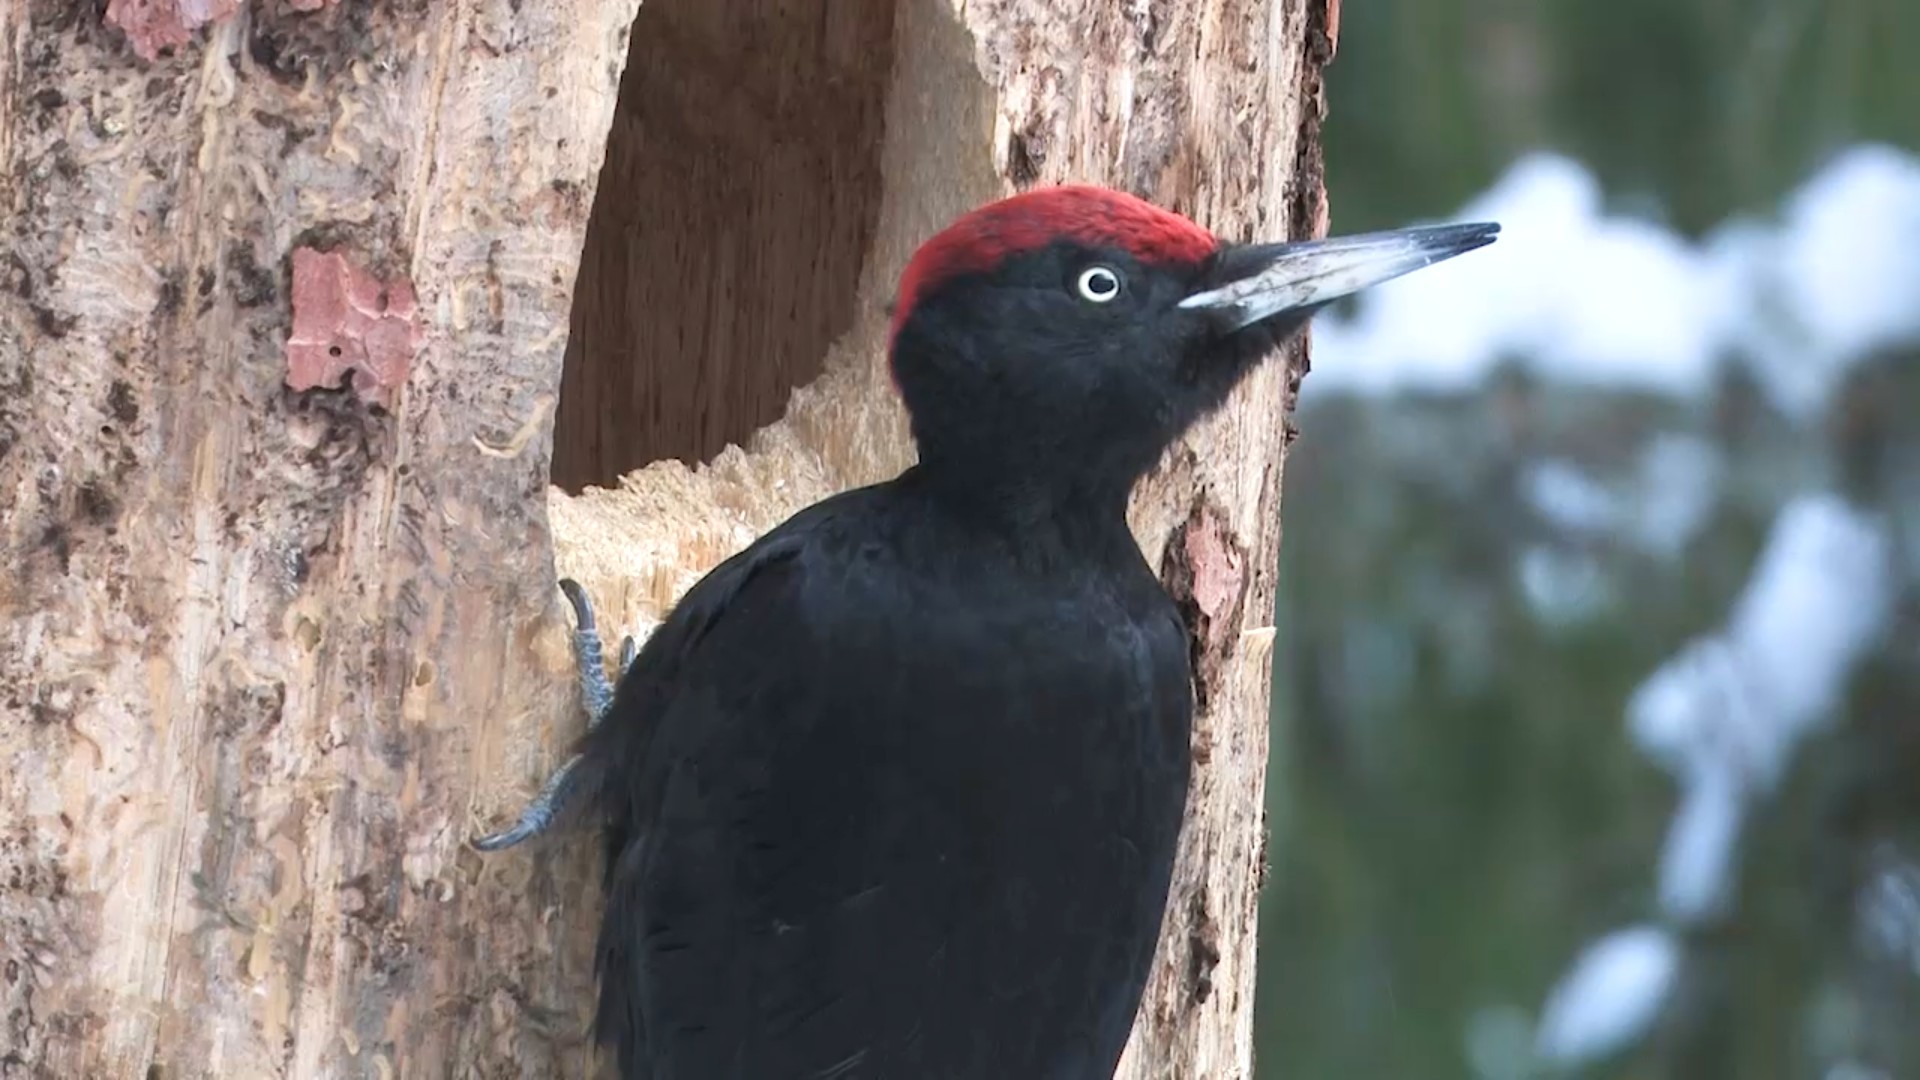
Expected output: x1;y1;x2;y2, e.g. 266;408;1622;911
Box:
810;550;1194;863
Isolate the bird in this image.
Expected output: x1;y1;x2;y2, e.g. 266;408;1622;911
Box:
475;185;1498;1079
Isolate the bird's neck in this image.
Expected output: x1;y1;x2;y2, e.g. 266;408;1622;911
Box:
905;452;1140;556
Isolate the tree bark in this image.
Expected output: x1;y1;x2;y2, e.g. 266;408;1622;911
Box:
0;0;1330;1077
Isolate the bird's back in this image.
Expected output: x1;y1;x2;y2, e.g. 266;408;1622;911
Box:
582;474;1194;1079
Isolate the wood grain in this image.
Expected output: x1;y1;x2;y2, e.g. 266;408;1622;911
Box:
0;1;638;1074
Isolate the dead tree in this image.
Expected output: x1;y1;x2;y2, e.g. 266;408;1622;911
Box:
0;0;1333;1075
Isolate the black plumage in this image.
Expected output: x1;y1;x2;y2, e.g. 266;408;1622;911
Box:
477;186;1498;1079
580;475;1192;1078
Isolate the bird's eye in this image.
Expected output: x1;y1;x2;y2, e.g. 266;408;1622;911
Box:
1076;266;1122;303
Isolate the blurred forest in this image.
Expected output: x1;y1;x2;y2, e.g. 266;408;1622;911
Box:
1323;0;1920;237
1255;2;1920;1079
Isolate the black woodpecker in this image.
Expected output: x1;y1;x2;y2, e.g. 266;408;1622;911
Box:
475;185;1498;1079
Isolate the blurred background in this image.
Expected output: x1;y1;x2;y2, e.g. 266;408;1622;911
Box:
1253;2;1920;1078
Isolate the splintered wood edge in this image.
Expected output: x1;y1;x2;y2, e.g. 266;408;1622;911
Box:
547;0;1001;642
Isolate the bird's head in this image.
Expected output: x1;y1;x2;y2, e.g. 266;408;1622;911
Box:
887;185;1498;507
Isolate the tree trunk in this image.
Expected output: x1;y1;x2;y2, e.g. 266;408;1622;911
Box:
0;0;1330;1077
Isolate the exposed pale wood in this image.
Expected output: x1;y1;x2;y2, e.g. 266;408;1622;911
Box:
0;0;1328;1076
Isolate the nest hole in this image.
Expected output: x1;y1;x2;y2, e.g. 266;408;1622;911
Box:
552;0;900;492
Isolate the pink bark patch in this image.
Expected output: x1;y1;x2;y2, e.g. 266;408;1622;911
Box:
1184;509;1245;632
285;248;424;409
287;0;341;10
105;0;241;61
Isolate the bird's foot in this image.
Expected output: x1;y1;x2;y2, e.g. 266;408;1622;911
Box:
471;578;637;852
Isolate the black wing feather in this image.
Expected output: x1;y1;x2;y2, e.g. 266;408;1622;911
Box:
575;518;815;1075
573;483;1191;1080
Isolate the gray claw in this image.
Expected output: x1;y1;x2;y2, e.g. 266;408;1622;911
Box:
472;752;586;851
559;577;616;721
471;578;625;851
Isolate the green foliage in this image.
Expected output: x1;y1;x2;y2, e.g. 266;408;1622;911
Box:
1324;0;1920;235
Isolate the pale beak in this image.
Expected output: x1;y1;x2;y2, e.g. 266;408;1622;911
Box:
1178;222;1501;332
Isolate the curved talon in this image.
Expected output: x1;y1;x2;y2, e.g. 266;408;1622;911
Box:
471;821;539;853
472;752;587;851
560;578;617;720
472;580;619;853
619;634;638;676
558;577;597;632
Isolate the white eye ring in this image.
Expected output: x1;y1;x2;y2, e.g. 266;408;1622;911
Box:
1076;266;1122;303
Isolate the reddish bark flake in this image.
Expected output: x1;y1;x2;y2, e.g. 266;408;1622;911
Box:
1184;509;1245;634
285;248;424;408
287;0;341;10
105;0;242;62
